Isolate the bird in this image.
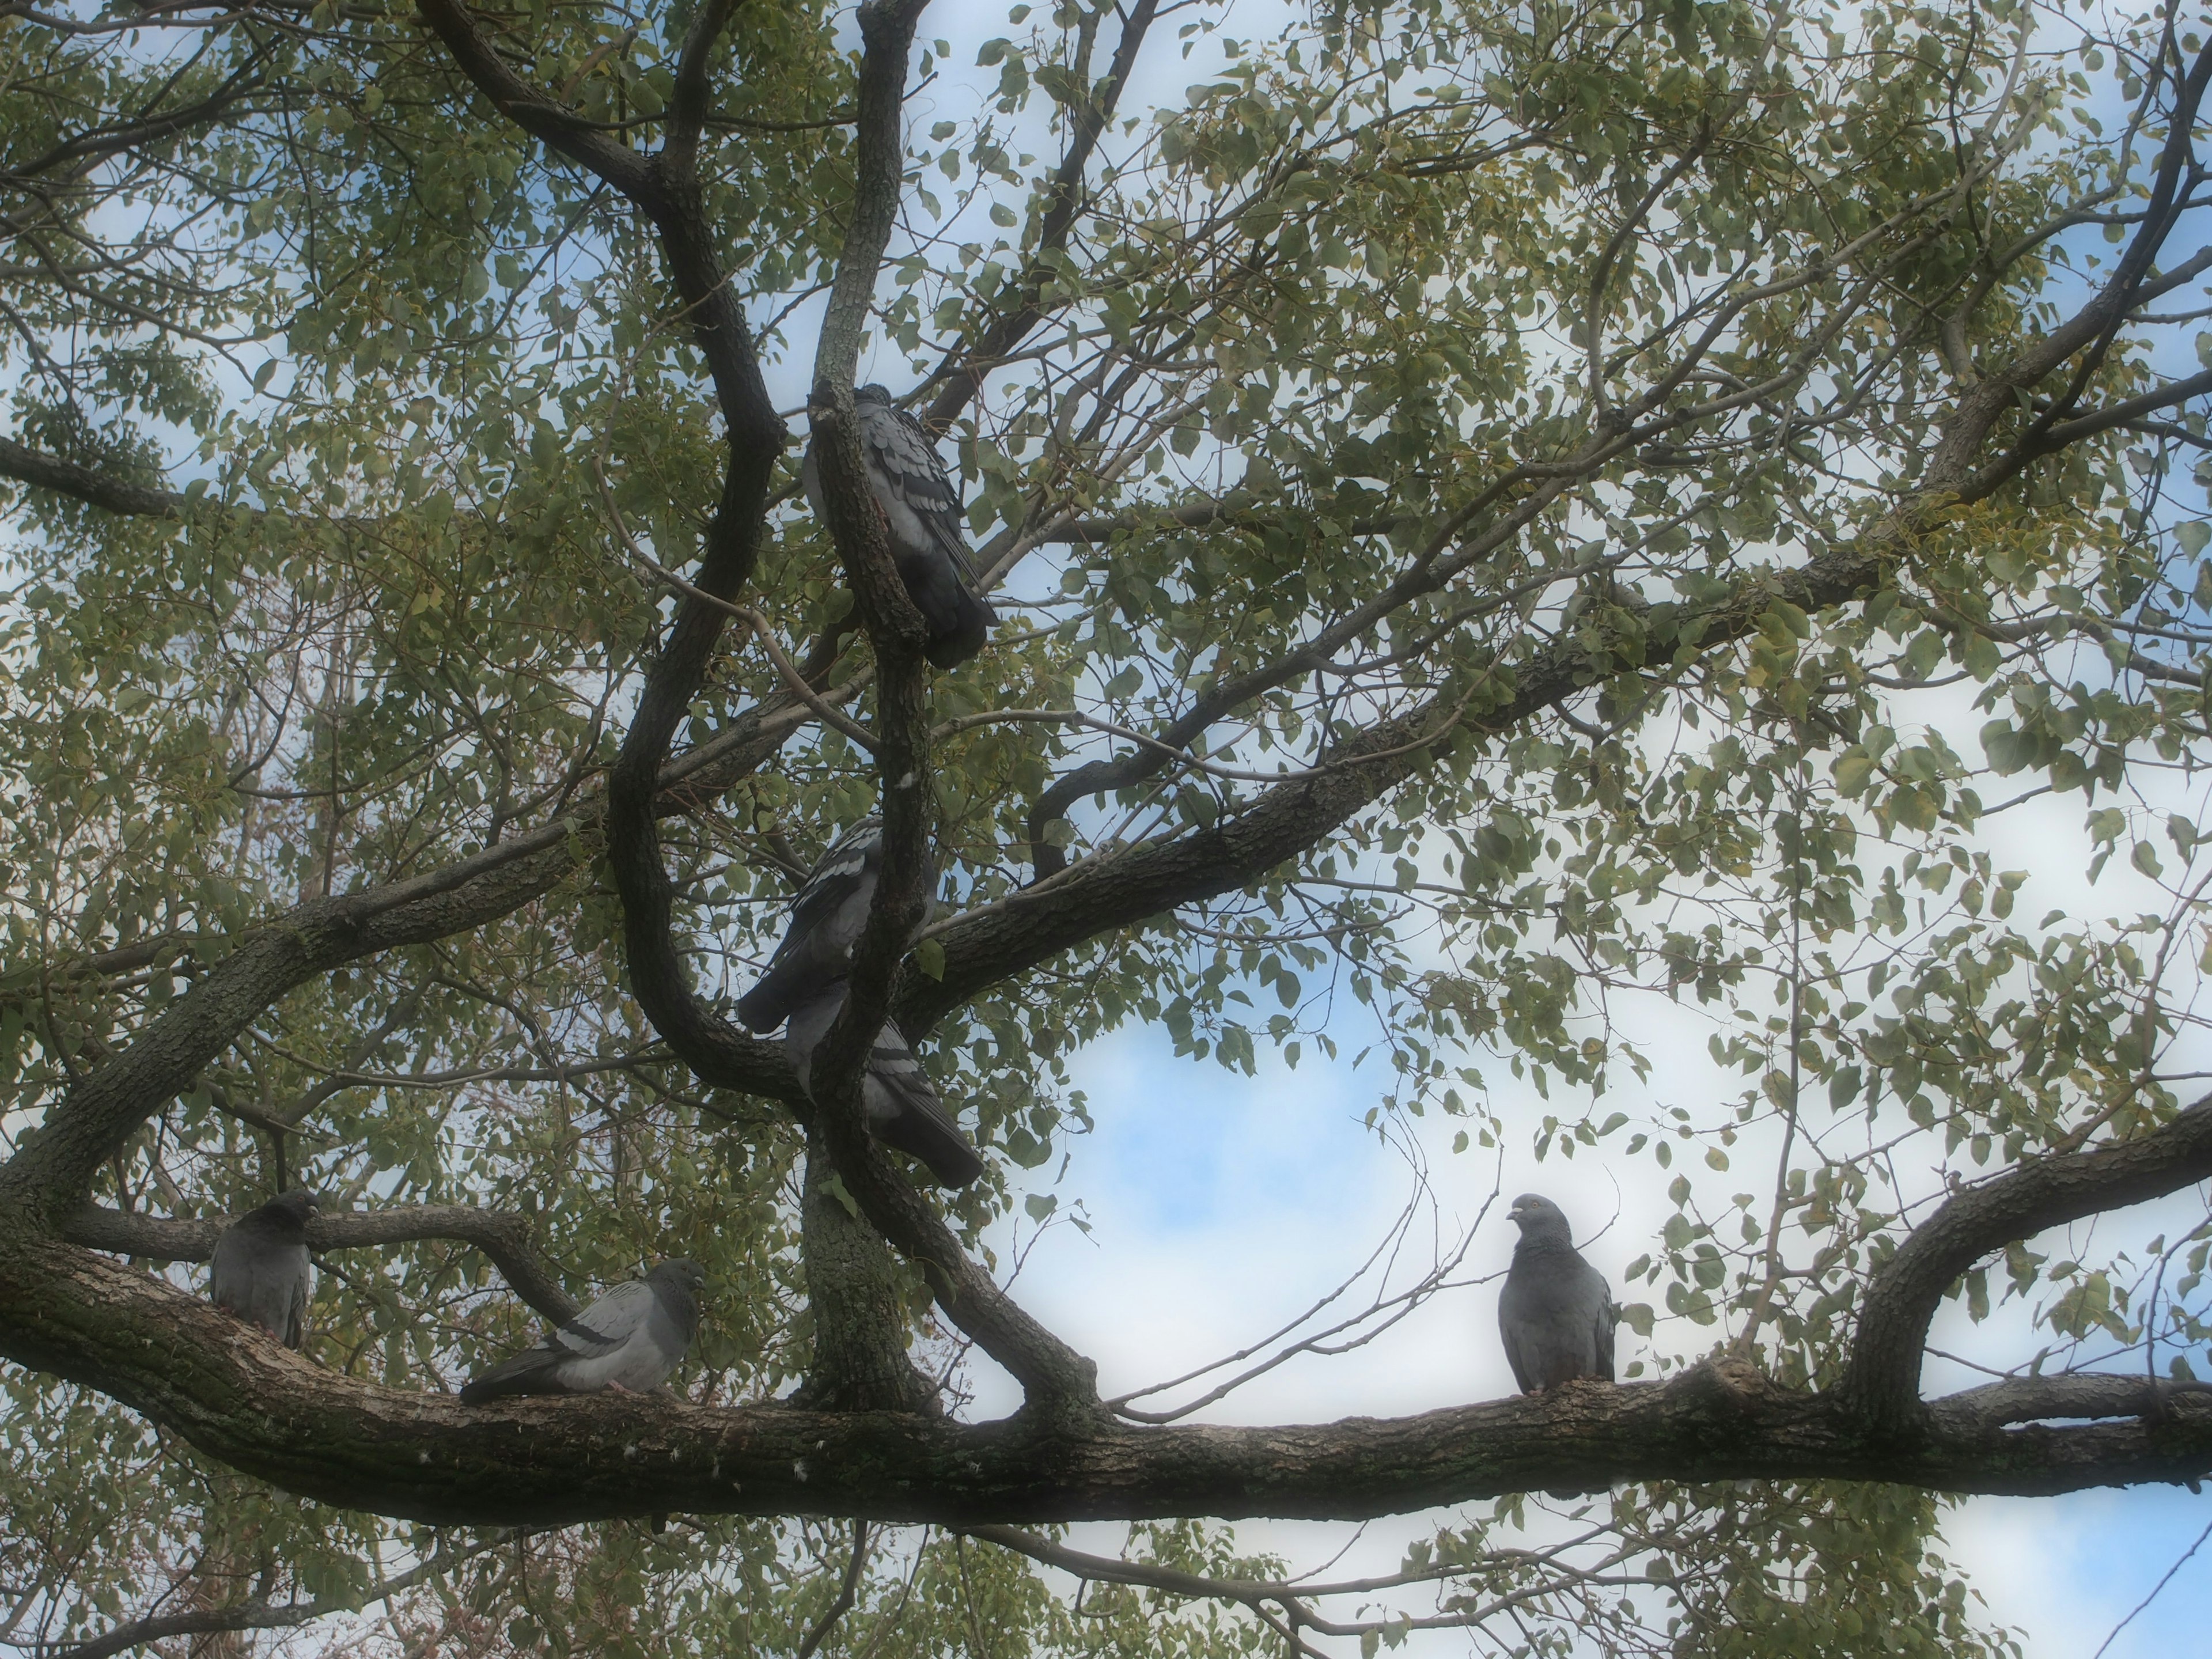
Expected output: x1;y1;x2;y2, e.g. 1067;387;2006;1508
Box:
459;1260;706;1404
209;1189;318;1349
736;818;884;1034
785;988;986;1188
735;819;986;1188
801;382;997;668
1497;1194;1617;1392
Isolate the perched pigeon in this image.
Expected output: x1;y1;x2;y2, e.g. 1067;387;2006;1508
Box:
801;383;996;668
736;820;986;1187
736;817;884;1034
460;1260;706;1404
209;1189;318;1349
785;988;986;1188
1497;1194;1617;1392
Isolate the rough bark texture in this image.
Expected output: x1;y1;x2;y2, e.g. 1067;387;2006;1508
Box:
794;1131;940;1415
6;1233;2207;1527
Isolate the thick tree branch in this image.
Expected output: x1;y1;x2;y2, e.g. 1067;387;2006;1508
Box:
0;434;187;517
1845;1094;2212;1432
917;525;1900;1034
812;0;931;388
62;1202;582;1324
2032;364;2212;452
665;0;743;170
789;0;1100;1410
5;1243;2208;1527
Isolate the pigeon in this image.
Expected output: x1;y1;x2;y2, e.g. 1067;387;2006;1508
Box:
736;818;885;1035
459;1259;706;1404
801;383;996;668
785;987;986;1188
1497;1194;1617;1392
209;1189;317;1349
736;819;984;1187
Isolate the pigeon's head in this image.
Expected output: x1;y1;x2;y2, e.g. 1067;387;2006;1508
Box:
1507;1194;1574;1247
250;1190;320;1237
652;1259;709;1297
855;383;896;407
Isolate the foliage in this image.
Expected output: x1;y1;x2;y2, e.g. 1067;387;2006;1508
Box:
5;0;2212;1649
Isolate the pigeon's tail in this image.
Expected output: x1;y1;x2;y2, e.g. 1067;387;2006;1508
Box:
862;1029;987;1187
877;1096;987;1187
741;925;861;1033
734;977;790;1033
899;550;995;669
923;584;997;670
737;952;831;1033
459;1349;562;1404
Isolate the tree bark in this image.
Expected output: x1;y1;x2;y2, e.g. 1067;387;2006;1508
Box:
794;1130;940;1415
5;1232;2209;1528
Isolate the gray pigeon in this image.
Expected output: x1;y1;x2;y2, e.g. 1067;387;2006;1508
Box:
460;1259;706;1404
1497;1194;1617;1391
735;819;986;1187
785;988;986;1188
736;817;884;1033
209;1189;317;1349
801;383;996;668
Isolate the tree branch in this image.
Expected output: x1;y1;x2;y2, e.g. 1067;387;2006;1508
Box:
793;0;1101;1411
62;1202;582;1325
43;1533;491;1659
0;434;187;517
5;1242;2208;1527
1845;1094;2212;1433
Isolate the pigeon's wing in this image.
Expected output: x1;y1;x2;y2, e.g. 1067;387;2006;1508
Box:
862;402;973;572
859;405;996;667
551;1279;658;1358
1496;1277;1539;1393
209;1228;249;1312
736;824;880;1031
460;1281;659;1403
460;1343;567;1403
282;1253;311;1350
1592;1274;1618;1383
211;1229;305;1347
786;821;881;938
800;437;826;523
863;1022;986;1187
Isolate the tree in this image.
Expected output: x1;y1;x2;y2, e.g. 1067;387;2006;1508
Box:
3;0;2211;1647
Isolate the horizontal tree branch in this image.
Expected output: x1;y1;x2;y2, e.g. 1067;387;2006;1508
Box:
62;1202;582;1324
3;1240;2206;1528
0;434;187;517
